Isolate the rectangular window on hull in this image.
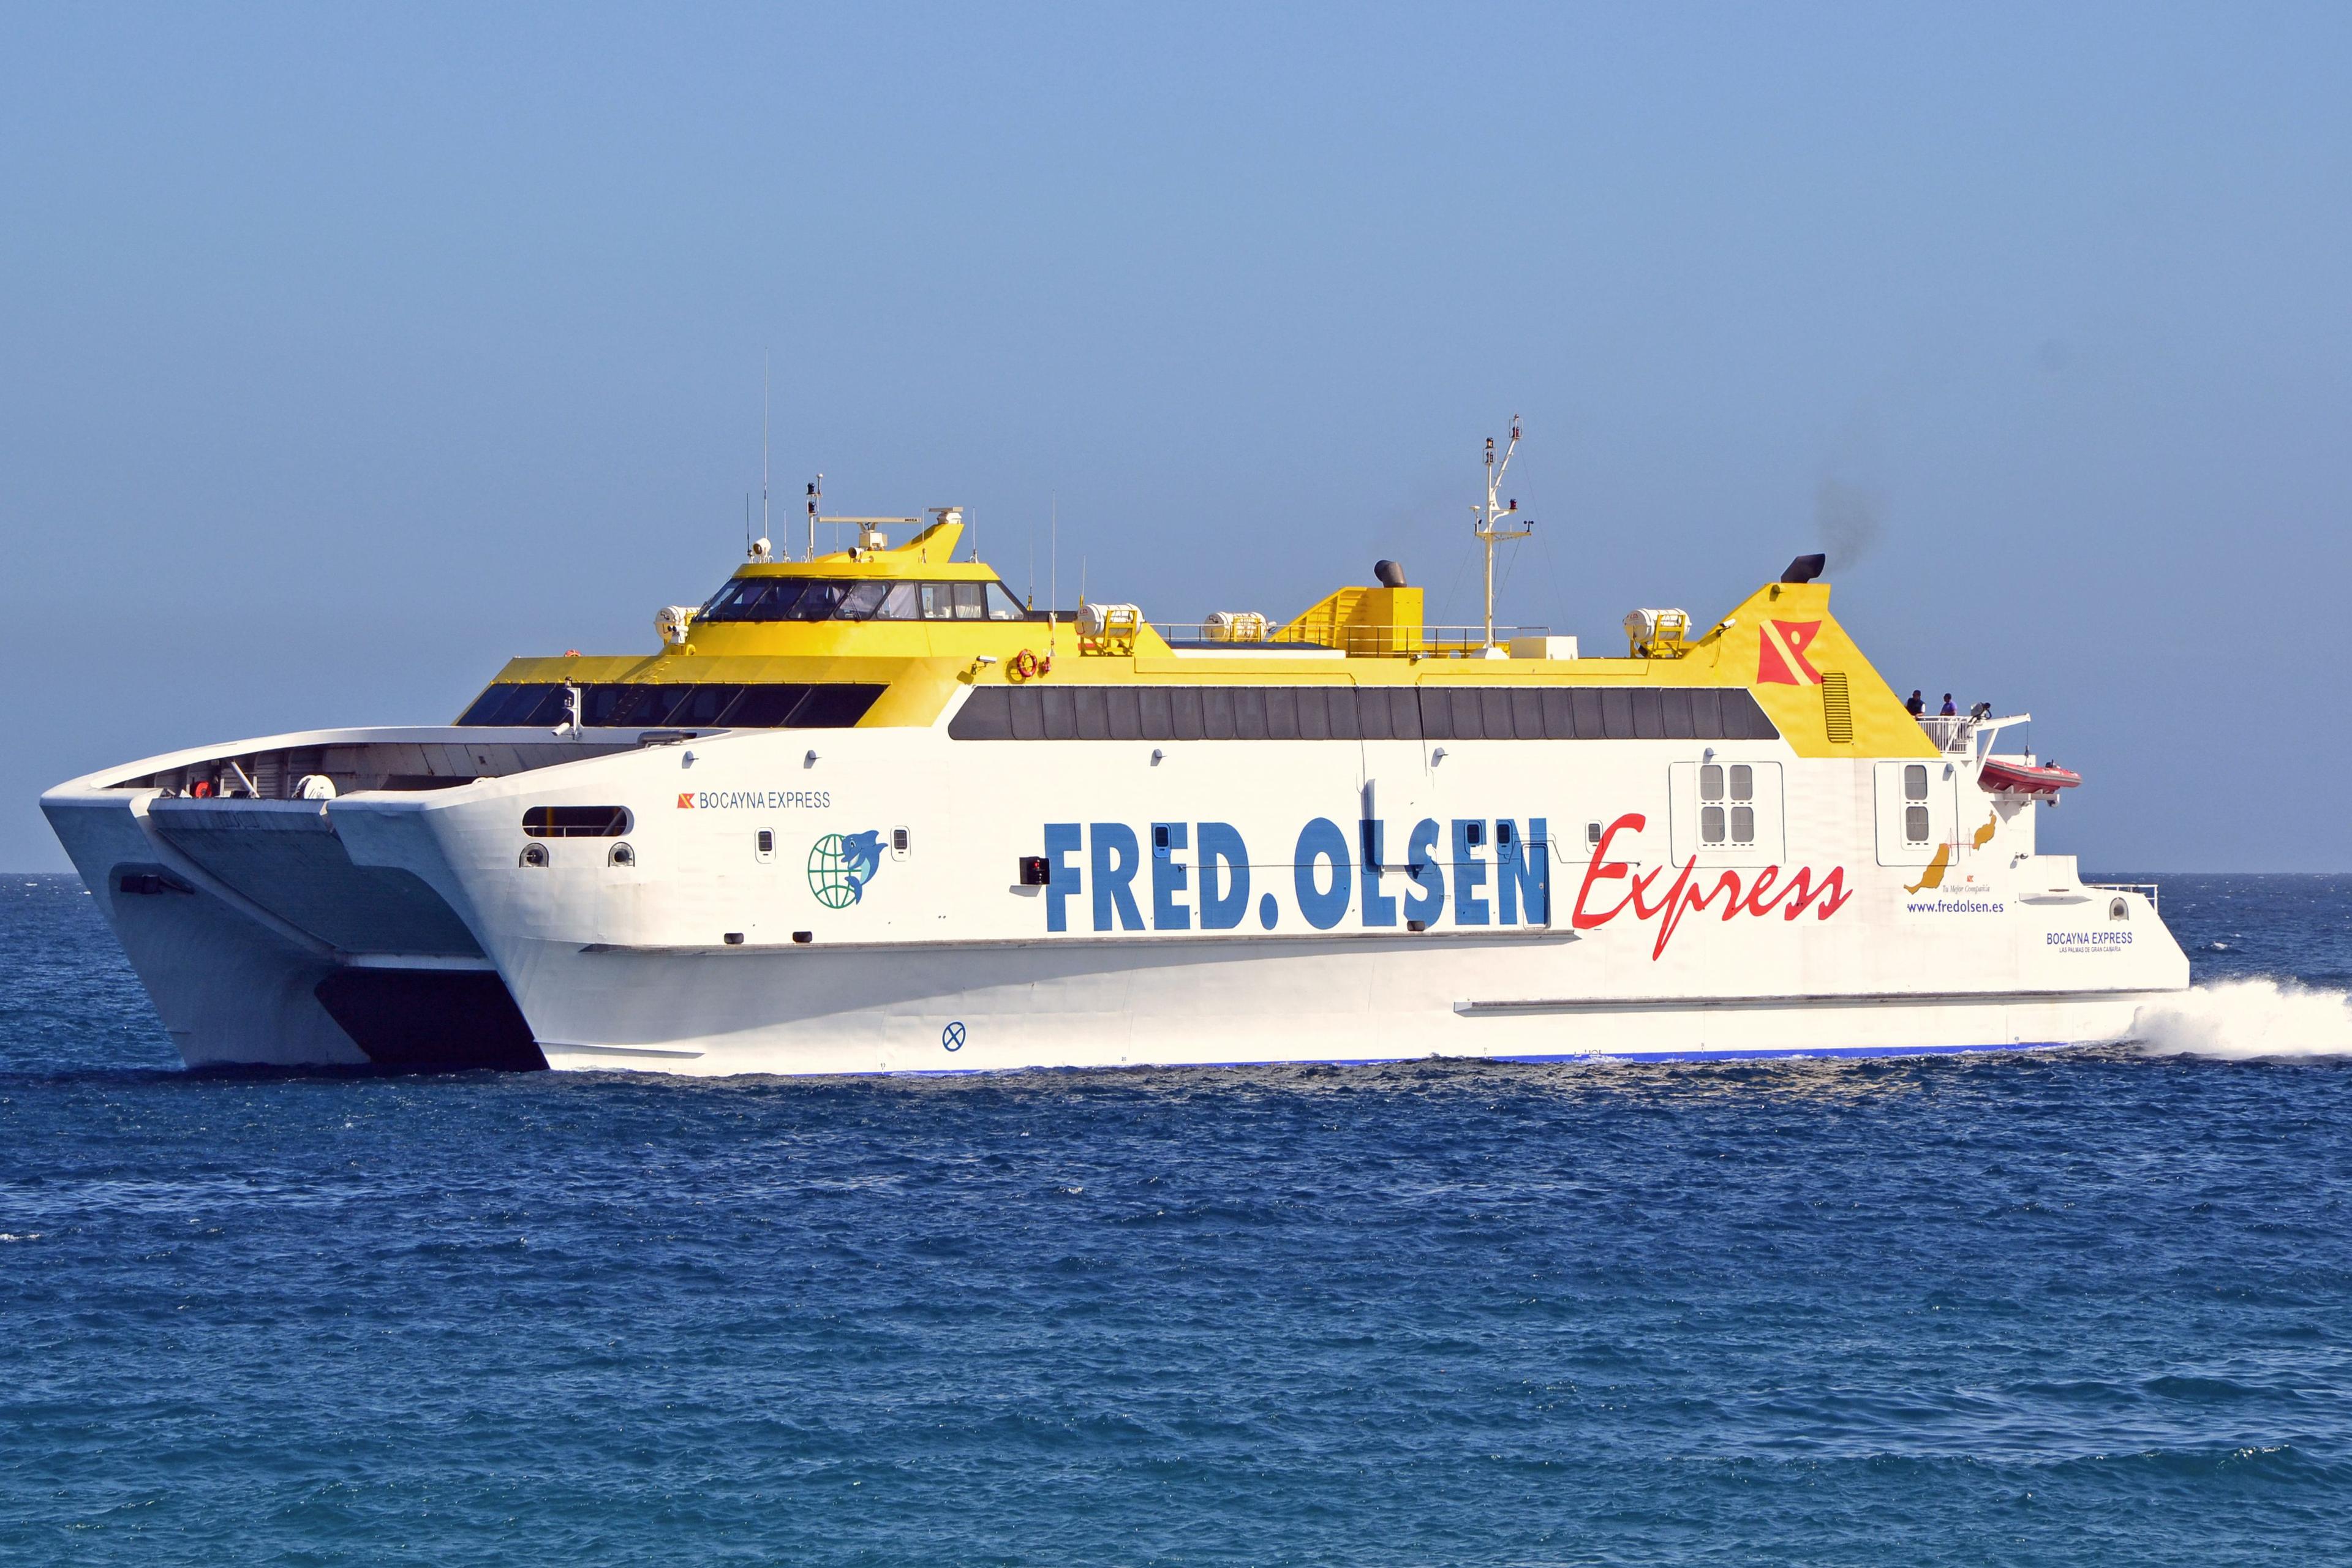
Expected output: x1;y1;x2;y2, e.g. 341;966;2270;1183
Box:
523;805;632;838
949;685;1782;742
459;683;885;729
1699;763;1757;846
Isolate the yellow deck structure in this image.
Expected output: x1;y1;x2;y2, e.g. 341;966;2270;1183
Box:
472;514;1933;761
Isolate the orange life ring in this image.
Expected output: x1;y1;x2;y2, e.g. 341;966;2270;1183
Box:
1011;649;1041;681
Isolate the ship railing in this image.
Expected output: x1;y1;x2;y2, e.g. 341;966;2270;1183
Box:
1150;622;1553;658
1917;714;1980;752
2086;881;2161;916
1918;712;2035;758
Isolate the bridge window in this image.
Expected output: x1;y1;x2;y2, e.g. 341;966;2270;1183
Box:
696;577;1032;624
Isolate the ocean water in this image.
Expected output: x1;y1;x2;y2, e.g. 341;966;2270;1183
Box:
4;873;2351;1566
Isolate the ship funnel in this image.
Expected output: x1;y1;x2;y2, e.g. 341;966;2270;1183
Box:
1781;553;1826;584
1374;559;1408;588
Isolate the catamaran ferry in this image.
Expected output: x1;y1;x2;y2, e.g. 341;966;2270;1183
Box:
44;434;2187;1074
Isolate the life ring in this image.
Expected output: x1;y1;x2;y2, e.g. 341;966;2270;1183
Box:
1011;649;1042;682
190;779;214;799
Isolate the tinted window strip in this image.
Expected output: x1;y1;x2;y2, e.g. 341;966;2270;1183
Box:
458;682;883;729
948;687;1782;742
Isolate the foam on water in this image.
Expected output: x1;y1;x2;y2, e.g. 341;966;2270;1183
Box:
2131;976;2352;1058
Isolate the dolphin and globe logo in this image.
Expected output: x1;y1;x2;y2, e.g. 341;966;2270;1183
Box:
807;830;886;908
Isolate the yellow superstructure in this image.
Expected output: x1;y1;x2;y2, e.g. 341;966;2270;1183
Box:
469;515;1933;761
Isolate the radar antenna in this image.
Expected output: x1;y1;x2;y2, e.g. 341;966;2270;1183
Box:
1472;417;1533;652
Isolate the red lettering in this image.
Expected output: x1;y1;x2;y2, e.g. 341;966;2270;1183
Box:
1572;813;1645;930
1652;865;1746;959
1630;858;1679;921
1570;810;1850;956
1778;865;1853;921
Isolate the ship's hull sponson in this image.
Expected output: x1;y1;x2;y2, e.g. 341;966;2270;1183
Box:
44;707;2190;1075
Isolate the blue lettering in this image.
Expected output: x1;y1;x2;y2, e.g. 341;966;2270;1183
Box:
1359;819;1398;927
1151;821;1191;930
1294;817;1352;930
1197;822;1251;930
1091;823;1145;931
1496;817;1548;925
1403;818;1445;925
1452;820;1490;926
1044;823;1083;933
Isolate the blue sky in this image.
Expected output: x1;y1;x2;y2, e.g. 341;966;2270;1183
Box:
4;4;2347;869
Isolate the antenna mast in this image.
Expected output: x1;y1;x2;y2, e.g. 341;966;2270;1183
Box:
806;475;823;561
1473;416;1533;651
761;351;771;556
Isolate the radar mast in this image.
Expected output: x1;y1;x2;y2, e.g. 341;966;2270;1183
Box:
1473;417;1533;652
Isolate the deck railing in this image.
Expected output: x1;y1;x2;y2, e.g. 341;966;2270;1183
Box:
1150;623;1552;658
2087;881;2161;916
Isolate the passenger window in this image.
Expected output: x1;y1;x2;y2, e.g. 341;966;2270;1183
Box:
1904;764;1928;801
668;685;744;726
1700;764;1724;801
951;582;985;619
1728;764;1752;801
920;584;955;620
1731;805;1754;845
1702;805;1725;844
755;829;775;862
986;582;1030;620
1905;805;1930;843
718;685;811;726
877;582;921;619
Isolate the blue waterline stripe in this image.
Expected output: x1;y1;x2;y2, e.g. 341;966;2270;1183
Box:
587;1038;2084;1078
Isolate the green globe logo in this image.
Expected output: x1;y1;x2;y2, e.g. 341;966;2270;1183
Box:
807;830;884;909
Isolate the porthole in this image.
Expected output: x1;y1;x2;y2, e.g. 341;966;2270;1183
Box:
609;842;635;867
2109;897;2129;921
519;843;549;869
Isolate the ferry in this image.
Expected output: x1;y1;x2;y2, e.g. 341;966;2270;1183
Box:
43;429;2188;1074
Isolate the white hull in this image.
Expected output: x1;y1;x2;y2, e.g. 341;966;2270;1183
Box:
45;715;2190;1076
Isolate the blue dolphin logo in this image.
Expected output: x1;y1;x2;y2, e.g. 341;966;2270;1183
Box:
839;830;886;902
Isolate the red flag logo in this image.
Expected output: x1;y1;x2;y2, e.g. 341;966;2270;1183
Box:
677;793;696;809
1757;619;1823;685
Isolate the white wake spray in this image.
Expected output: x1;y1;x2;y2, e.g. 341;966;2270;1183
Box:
2130;978;2352;1058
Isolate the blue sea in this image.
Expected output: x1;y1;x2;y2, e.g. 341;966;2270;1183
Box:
4;873;2351;1565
